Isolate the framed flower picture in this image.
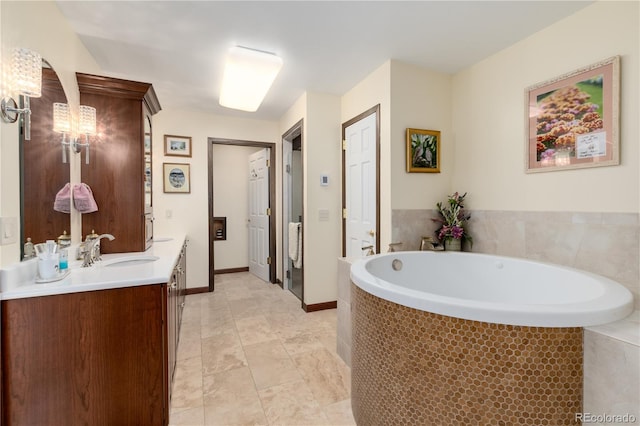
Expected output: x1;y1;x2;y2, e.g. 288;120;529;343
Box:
406;128;440;173
525;56;620;173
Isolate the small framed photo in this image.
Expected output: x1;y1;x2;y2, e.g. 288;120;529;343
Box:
144;133;151;154
164;134;192;157
163;163;191;193
525;56;620;173
406;128;440;173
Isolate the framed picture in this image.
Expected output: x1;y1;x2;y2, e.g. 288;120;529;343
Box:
164;134;192;157
525;56;620;173
163;163;191;193
406;128;440;173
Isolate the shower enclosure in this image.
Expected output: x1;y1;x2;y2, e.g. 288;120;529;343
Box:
282;123;303;301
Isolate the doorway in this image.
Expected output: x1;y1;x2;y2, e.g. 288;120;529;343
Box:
282;120;304;301
342;105;380;257
208;138;277;292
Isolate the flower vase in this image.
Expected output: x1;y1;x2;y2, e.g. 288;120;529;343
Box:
444;238;462;252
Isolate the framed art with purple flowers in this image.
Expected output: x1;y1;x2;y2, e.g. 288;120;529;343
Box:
525;56;620;173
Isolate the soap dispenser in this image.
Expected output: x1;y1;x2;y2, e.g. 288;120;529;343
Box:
23;237;35;259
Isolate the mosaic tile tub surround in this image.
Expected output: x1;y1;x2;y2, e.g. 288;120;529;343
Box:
351;285;583;425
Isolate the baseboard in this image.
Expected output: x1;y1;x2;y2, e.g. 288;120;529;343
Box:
185;287;209;295
214;267;249;274
303;300;337;312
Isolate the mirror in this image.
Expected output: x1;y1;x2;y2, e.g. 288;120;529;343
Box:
20;60;70;257
144;114;152;207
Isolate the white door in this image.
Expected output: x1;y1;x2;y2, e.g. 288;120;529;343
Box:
344;112;377;257
248;148;270;281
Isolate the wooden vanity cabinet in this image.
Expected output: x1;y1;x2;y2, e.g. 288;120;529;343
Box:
1;244;188;426
1;285;168;425
77;73;161;254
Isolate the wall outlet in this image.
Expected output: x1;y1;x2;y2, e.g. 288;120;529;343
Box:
0;217;18;245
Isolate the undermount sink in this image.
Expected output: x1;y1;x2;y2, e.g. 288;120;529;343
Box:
104;255;160;267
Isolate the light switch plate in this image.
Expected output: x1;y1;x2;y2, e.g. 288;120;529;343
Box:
0;217;18;245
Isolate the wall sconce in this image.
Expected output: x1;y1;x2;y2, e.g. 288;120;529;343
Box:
53;103;97;164
0;48;42;140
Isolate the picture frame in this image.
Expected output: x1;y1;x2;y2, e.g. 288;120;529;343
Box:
164;134;192;157
144;133;151;154
406;128;440;173
163;163;191;193
525;56;620;173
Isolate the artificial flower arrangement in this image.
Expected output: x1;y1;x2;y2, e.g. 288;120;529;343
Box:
432;192;472;249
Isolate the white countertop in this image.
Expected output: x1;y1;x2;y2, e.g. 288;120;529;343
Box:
0;235;187;301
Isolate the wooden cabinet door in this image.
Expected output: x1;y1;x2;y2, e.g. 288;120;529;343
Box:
167;272;178;396
1;285;166;425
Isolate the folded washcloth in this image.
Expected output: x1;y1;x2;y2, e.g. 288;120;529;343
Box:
73;183;98;213
53;183;71;213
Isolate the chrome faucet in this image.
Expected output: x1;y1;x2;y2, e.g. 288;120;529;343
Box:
388;242;403;252
361;245;375;256
82;234;115;267
420;236;444;251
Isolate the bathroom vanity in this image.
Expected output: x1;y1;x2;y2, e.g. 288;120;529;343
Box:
0;236;187;426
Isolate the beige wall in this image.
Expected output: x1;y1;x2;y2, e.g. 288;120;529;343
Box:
451;1;639;213
303;92;341;305
212;144;262;270
341;61;391;249
0;0;100;266
153;108;280;289
279;92;342;306
390;61;453;210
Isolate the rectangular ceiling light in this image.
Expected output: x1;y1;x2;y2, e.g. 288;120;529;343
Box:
219;46;283;112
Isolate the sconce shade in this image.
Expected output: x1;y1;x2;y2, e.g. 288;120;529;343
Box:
78;105;96;135
12;48;42;98
53;102;71;133
219;46;282;112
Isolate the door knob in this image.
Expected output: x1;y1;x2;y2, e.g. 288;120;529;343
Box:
368;229;375;237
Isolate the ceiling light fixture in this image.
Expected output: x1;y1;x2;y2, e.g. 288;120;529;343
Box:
219;46;283;112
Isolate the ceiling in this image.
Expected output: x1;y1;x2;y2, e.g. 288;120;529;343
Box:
55;1;592;121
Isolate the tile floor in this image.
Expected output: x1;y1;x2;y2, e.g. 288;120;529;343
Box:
169;272;356;426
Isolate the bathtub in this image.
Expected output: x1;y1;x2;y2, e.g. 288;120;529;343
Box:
350;251;633;327
349;252;634;426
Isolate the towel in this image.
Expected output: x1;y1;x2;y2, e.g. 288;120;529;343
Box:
73;183;98;213
288;222;302;269
53;183;71;213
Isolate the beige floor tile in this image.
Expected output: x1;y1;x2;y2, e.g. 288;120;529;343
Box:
201;329;248;376
324;399;356;425
292;348;351;406
244;339;303;390
235;314;279;346
169;406;205;425
258;380;330;425
203;367;268;425
172;272;355;425
171;356;204;410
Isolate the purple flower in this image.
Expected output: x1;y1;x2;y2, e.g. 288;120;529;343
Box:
438;226;450;240
451;226;464;239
